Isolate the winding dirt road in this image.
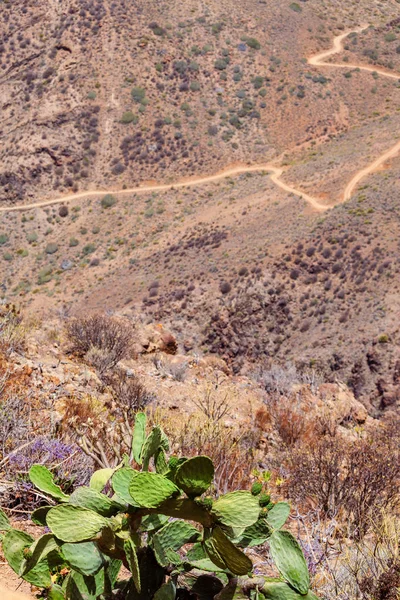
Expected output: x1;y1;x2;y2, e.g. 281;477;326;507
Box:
1;26;399;214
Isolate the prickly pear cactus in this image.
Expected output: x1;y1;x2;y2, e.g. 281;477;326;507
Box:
129;472;180;507
29;465;70;502
0;413;318;600
175;455;214;498
211;491;260;527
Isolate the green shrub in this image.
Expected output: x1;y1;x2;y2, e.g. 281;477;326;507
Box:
245;37;261;50
121;111;138;124
378;334;389;343
3;252;12;262
384;32;396;43
253;76;264;89
212;22;224;34
26;232;38;243
190;81;200;91
69;238;79;247
82;243;96;256
290;2;302;12
214;58;228;70
16;249;28;257
101;194;117;209
37;267;53;285
0;233;9;245
0;413;317;600
45;243;58;254
131;86;146;103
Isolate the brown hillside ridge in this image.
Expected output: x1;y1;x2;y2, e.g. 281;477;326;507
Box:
0;8;399;401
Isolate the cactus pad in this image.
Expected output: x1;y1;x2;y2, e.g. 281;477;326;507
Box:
29;465;69;502
129;472;180;508
262;581;319;599
141;426;163;471
236;517;272;548
65;568;105;600
266;502;291;530
0;508;10;531
153;580;176;600
152;520;201;567
46;505;109;542
205;527;253;575
211;491;260;528
111;467;139;505
19;533;59;577
31;506;51;527
155;448;169;475
132;411;147;464
61;541;104;576
124;538;141;593
175;456;214;498
47;585;65;600
2;529;53;587
69;486;122;517
269;530;310;595
90;468;116;492
139;514;169;532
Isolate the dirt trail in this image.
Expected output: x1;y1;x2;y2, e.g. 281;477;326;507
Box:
343;139;400;201
308;24;400;80
1;26;399;214
0;163;327;213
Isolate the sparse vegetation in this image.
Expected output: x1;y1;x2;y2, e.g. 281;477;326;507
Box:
66;314;134;371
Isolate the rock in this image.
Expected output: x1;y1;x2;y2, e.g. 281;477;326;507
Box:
138;324;177;355
159;332;177;355
197;355;230;375
380;385;400;409
60;259;74;271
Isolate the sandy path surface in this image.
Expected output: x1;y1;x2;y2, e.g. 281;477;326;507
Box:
0;26;399;214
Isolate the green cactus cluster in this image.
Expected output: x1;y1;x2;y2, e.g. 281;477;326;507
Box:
0;413;318;600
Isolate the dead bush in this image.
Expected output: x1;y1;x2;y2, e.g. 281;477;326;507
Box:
62;371;154;468
285;424;400;538
66;314;134;372
191;375;232;422
315;514;400;600
259;363;301;397
103;369;155;417
152;356;188;382
0;304;25;356
270;397;316;447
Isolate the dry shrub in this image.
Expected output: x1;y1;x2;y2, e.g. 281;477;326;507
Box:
316;514;400;600
191;375;231;423
285;423;400;538
62;371;154;468
102;369;155;417
152;355;188;382
0;395;29;459
0;304;25;356
269;396;316;447
66;314;134;372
